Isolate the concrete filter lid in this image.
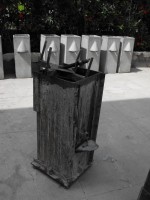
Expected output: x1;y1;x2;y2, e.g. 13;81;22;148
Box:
69;40;78;52
124;42;132;52
17;40;28;53
90;41;99;52
47;41;57;52
109;41;117;52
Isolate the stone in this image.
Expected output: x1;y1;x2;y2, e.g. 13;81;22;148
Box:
132;51;150;68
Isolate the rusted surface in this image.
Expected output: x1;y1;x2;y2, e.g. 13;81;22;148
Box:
33;74;40;112
32;67;105;188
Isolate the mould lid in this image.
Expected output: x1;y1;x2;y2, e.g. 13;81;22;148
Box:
17;40;28;53
109;41;117;52
124;42;131;51
48;41;57;52
69;40;78;52
90;41;99;52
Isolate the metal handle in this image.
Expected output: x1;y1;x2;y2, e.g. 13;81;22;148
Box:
47;47;52;68
40;40;47;61
60;58;90;70
85;57;93;78
74;50;81;72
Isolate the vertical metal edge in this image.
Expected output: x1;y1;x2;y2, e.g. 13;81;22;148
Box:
89;73;105;163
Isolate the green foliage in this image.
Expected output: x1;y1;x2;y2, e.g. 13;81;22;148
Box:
0;0;150;52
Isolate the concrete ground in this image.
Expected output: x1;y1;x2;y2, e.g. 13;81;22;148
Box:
0;67;150;200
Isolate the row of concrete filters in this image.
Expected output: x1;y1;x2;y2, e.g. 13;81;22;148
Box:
41;35;135;73
41;34;101;71
0;34;135;79
100;36;135;73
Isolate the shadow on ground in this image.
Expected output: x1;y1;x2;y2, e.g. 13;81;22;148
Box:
3;53;16;79
130;67;143;73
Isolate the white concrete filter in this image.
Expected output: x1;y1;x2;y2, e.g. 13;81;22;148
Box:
40;34;60;65
13;34;31;78
100;36;120;74
81;35;102;71
118;37;135;73
60;35;81;64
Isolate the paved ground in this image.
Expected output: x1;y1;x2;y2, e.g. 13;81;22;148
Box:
0;67;150;200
